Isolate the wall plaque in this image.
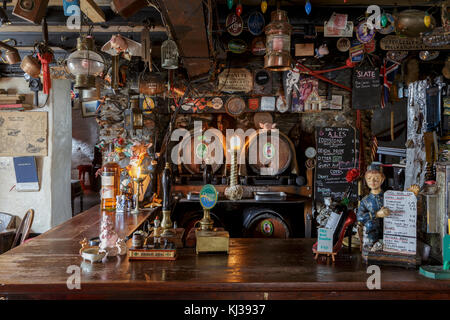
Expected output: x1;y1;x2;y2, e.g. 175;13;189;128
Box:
218;68;253;93
380;35;450;51
352;66;381;109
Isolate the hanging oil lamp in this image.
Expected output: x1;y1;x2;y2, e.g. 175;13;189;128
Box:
161;37;179;70
264;8;292;71
66;36;105;89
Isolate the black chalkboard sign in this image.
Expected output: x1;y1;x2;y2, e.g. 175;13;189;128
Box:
315;127;358;203
352;66;381;109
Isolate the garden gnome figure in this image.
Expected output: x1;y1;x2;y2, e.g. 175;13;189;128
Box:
357;163;391;252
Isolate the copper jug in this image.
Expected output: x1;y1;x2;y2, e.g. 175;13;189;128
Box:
20;55;41;78
0;40;21;64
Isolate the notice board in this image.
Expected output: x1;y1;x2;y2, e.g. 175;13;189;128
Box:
352;66;381;109
383;191;417;255
315;127;358;202
0;111;48;157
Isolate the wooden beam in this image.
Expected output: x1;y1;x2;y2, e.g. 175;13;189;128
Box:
8;0;112;6
0;25;166;33
80;0;106;23
158;0;212;78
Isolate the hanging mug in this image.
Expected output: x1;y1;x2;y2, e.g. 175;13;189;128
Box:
21;55;41;78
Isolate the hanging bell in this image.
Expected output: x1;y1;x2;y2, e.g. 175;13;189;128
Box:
161;38;179;70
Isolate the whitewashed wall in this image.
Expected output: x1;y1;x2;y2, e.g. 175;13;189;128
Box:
0;78;72;233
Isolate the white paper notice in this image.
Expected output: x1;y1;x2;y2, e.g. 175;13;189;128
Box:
383;191;417;255
317;228;333;253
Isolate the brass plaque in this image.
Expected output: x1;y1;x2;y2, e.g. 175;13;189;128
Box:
218;68;253;93
380;35;450;51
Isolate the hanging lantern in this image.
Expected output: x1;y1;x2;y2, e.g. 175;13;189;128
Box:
261;0;267;14
264;9;292;71
161;38;179;69
66;36;105;89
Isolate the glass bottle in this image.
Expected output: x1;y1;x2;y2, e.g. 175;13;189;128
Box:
101;144;120;210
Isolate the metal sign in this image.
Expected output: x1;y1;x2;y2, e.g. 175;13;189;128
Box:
199;184;218;210
380;35;450;51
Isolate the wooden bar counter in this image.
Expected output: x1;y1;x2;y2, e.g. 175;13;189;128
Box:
0;206;449;300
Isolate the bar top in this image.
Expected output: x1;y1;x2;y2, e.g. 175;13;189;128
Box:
0;205;449;300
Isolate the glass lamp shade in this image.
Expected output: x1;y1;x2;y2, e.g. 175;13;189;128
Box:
161;39;179;70
67;37;105;89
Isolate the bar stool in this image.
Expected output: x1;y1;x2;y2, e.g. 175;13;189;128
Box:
77;164;93;191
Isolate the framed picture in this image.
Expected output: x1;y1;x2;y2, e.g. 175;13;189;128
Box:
81;100;100;118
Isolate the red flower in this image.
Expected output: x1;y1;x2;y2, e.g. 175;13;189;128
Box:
346;168;360;183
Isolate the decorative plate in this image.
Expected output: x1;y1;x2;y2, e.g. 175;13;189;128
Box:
378;13;395;35
225;96;246;117
356;21;375;44
226;13;244;36
336;37;351;52
247;11;265;36
211;97;223;110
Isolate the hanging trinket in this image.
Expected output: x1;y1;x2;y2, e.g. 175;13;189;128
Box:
379;13;395;34
424;12;431;28
381;12;388;28
227;0;233;10
261;0;267;14
305;0;312;15
236;2;243;17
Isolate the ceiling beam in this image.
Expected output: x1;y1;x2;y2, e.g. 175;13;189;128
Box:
0;25;166;33
80;0;106;23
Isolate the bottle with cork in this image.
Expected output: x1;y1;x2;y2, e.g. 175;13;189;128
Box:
101;143;120;210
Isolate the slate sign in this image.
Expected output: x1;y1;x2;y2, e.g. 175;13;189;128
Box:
315;127;358;202
352;66;381;109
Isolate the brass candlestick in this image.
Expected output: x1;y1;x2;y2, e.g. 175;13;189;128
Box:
225;135;243;200
161;162;175;237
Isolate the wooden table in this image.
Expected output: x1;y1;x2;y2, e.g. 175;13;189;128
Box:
0;205;448;300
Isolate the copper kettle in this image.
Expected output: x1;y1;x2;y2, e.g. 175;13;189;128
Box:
20;55;41;78
0;40;21;65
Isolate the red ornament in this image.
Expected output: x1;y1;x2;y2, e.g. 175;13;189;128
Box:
236;3;242;16
346;168;360;183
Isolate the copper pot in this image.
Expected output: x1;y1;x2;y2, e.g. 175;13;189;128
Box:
0;41;21;64
20;55;41;78
395;9;436;37
139;72;165;95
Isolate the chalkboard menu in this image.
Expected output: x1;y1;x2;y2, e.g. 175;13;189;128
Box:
315;127;358;202
352;66;381;109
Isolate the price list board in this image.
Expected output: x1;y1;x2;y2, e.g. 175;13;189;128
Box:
315;127;358;202
383;191;417;255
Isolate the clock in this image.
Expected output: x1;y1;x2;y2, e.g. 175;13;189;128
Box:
305;147;317;159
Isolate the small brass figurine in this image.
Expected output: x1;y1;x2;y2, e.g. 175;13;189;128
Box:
357;163;391;252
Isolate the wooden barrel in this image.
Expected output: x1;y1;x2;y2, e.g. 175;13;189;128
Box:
176;129;224;175
242;208;291;238
246;130;293;176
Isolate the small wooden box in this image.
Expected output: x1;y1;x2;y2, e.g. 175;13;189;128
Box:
196;229;229;254
13;0;50;25
295;43;314;57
